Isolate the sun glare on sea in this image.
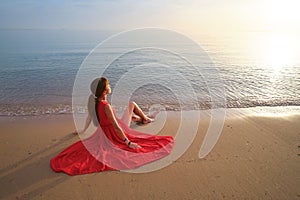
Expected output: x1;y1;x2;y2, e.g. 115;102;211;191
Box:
256;34;298;70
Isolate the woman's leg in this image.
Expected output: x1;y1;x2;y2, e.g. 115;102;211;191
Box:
121;101;152;126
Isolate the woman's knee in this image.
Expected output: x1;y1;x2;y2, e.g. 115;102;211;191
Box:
129;101;136;108
128;101;136;111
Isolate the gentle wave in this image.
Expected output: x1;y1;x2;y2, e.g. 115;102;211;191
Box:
1;100;300;117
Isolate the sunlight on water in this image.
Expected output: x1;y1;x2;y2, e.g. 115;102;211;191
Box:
209;31;300;69
254;33;299;70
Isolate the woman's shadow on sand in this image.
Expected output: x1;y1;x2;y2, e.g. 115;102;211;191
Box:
0;133;76;199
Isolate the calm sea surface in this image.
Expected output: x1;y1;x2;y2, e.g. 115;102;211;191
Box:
0;30;299;116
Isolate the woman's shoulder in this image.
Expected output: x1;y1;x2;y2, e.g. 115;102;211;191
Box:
97;100;111;115
101;101;114;116
99;100;109;105
99;100;112;112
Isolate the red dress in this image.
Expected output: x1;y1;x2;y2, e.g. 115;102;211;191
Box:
50;101;174;175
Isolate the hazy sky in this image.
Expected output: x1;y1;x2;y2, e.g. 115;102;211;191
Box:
1;0;299;34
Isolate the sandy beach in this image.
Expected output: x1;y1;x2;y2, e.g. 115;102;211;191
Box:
0;107;299;200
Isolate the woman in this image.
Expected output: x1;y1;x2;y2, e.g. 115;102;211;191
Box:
50;77;174;175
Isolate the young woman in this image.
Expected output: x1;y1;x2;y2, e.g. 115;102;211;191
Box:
50;77;174;175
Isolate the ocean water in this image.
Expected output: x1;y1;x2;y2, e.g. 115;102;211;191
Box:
0;30;299;116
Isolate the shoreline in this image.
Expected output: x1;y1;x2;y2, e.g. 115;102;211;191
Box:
0;106;299;199
0;104;299;118
1;104;300;117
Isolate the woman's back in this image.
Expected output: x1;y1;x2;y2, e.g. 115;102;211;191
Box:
97;100;112;127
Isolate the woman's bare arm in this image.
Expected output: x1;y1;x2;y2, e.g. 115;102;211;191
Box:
104;104;140;148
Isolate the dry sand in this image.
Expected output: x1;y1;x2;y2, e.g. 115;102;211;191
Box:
0;107;299;200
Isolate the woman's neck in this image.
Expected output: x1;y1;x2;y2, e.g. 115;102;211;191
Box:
98;95;107;101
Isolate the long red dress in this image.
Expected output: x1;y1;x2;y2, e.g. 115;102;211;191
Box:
50;100;174;175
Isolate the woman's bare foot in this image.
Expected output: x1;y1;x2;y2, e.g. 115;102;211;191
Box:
141;108;160;124
142;117;154;124
132;114;154;124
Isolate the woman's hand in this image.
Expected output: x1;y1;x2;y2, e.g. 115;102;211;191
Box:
128;142;141;149
72;130;83;135
72;115;91;135
73;128;87;135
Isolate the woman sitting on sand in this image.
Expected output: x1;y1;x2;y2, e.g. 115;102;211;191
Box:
50;77;174;175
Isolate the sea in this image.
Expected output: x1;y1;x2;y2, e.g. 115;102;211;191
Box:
0;29;299;116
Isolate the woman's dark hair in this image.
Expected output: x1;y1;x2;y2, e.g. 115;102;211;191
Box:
88;77;109;126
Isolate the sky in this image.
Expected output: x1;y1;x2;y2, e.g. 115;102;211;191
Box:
0;0;300;35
